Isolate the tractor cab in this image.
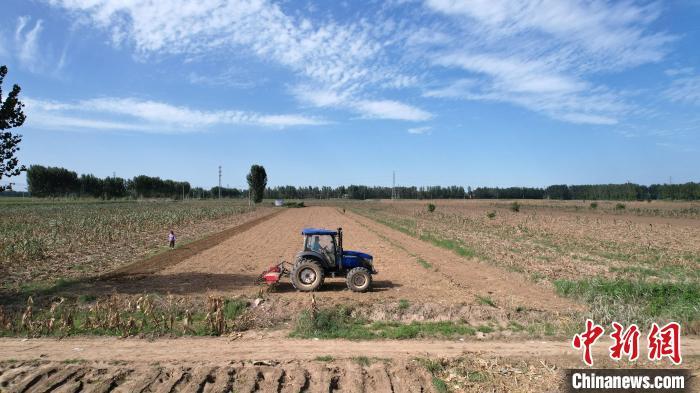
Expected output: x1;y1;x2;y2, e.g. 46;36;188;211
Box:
301;228;339;267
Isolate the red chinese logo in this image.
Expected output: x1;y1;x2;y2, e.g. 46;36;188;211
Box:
572;320;682;366
648;322;682;364
572;319;605;366
609;322;640;361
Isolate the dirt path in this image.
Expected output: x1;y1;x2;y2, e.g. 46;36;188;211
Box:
0;337;640;363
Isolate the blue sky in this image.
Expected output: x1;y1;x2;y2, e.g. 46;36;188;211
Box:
1;0;699;190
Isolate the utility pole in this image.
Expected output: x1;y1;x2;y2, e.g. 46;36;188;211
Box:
392;170;396;200
218;166;222;199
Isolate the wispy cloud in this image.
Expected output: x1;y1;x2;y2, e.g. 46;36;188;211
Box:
407;126;432;135
188;69;261;89
664;67;694;77
419;0;669;124
354;99;432;121
425;0;672;69
424;62;624;125
665;75;700;106
15;16;44;72
24;97;327;133
293;84;432;121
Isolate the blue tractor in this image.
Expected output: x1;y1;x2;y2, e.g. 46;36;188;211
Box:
281;227;376;292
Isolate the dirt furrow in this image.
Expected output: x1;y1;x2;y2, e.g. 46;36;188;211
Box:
201;367;235;393
0;364;36;388
26;367;83;393
11;365;59;393
110;367;160;393
278;365;308;393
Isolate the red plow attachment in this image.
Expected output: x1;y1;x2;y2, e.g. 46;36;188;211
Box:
259;262;290;285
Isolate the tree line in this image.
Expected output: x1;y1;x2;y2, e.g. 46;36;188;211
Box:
25;165;189;199
11;164;700;201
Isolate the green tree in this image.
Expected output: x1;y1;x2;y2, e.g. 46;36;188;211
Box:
0;65;27;191
80;174;104;198
26;165;80;197
246;164;267;203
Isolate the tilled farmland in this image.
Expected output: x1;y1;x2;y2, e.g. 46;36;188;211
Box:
0;359;437;393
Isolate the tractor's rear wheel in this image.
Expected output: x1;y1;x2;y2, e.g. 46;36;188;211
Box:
291;259;324;292
346;267;372;292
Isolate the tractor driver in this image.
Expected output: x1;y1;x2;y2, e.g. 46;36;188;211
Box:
310;236;321;252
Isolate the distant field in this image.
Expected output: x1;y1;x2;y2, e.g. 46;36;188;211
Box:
344;199;700;330
0;198;267;293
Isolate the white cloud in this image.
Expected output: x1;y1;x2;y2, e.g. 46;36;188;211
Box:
424;79;478;98
292;85;348;108
24;97;327;132
354;100;432;121
257;114;327;127
424;0;671;69
434;53;586;94
428;55;626;125
664;67;694;77
665;76;700;106
407;126;432;135
293;84;433;122
555;113;617;126
15;16;44;72
418;0;672;125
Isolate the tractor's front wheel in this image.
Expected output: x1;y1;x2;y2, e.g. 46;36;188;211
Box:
291;259;324;292
346;267;372;292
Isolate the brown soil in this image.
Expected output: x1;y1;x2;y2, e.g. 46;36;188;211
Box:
103;209;283;278
7;336;699;362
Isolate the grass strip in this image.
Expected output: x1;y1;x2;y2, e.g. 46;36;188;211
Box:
290;306;484;340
